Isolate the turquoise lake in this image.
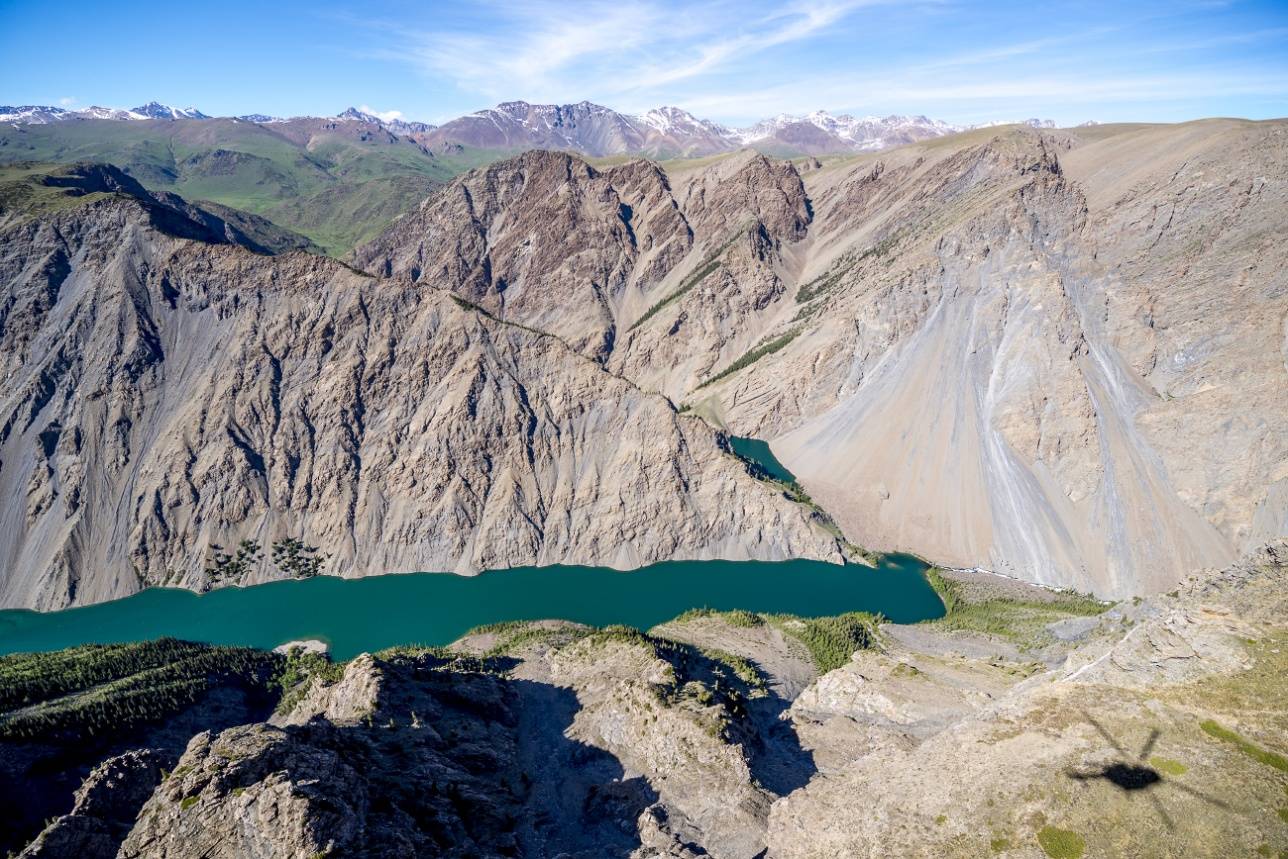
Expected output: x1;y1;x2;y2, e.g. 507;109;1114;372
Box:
728;435;798;484
0;555;944;660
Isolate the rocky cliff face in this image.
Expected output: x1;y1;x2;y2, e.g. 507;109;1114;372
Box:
352;151;691;357
356;120;1287;598
115;635;784;859
0;183;839;609
351;149;809;368
18;749;169;858
353;148;818;398
747;122;1286;597
756;132;1235;595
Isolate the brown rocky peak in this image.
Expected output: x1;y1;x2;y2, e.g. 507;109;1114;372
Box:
351;150;699;355
475;147;598;194
603;157;673;192
675;150;812;249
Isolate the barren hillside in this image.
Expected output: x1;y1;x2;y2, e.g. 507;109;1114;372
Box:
355;120;1288;598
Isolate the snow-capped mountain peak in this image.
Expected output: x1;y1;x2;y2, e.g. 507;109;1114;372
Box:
78;106;147;120
1;96;1066;157
334;107;436;136
0;102;210;123
131;101;209;120
636;106;726;136
968;117;1057;129
727;111;961;152
0;105;71;124
337;107;381;123
638;106;686;133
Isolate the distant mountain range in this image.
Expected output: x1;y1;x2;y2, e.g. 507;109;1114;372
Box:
0;101;210;123
1;99;1062;157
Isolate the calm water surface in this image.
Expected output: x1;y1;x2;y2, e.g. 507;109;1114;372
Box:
728;436;798;484
0;556;943;660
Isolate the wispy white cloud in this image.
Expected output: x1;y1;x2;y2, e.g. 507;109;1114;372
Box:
338;0;1288;126
905;28;1117;73
670;68;1288;121
388;1;667;100
359;104;404;121
624;1;882;90
58;96;76;107
1131;25;1288;54
371;0;893;105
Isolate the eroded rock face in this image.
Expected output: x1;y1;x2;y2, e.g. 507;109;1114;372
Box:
350;149;812;372
3;121;1284;605
0;193;838;609
353;124;1287;598
352;150;679;357
18;749;168;859
757;124;1286;597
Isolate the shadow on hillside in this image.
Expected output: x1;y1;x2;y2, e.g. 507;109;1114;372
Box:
745;691;817;796
509;676;660;856
670;645;817;797
286;662;664;856
0;683;278;857
194;656;665;858
1065;715;1233;830
6;644;821;857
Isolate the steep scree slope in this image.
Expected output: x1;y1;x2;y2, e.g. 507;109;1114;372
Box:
357;121;1288;597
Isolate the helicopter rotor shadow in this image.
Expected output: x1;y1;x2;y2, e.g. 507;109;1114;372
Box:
1065;712;1231;830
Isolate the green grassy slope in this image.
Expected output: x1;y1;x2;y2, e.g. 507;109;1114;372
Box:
0;639;281;741
0;162;321;254
0;119;502;255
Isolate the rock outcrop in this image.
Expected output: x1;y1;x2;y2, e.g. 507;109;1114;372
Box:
120;634;784;858
18;749;168;859
766;544;1288;858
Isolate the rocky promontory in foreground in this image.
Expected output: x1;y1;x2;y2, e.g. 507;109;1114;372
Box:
4;545;1285;857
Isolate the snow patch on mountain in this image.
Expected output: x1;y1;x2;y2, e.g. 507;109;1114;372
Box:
132;102;209;120
726;110;962;153
1;102;208;123
0;105;70;124
968;118;1057;129
0;97;1070;156
335;107;436;135
732;111;959;144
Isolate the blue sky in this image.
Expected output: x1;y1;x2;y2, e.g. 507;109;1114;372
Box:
2;0;1286;127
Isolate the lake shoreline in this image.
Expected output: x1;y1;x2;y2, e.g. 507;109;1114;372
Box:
0;555;946;660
